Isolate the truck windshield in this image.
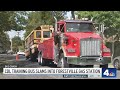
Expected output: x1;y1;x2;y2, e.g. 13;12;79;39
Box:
43;31;50;38
66;23;95;32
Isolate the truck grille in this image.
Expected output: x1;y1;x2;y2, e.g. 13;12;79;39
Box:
80;38;101;56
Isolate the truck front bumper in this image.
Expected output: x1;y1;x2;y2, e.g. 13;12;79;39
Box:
67;56;111;65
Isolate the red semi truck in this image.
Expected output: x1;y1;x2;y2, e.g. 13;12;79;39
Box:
37;19;111;68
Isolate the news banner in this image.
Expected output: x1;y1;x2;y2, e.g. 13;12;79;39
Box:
3;67;117;78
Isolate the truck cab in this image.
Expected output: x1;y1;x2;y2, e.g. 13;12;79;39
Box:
37;19;111;68
54;19;111;68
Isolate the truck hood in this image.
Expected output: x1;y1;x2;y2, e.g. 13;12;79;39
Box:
65;32;102;40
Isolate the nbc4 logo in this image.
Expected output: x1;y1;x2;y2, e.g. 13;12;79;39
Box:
102;68;117;78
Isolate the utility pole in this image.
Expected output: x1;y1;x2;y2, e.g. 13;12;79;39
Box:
71;11;75;20
10;38;13;52
112;35;115;61
17;31;20;52
52;11;57;32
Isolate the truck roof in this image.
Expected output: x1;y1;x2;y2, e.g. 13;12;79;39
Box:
35;25;53;30
58;20;93;23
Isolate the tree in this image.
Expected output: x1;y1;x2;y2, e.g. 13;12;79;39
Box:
71;11;75;19
0;11;27;32
12;36;22;53
76;11;120;58
0;11;28;53
76;11;120;40
0;31;11;51
24;11;67;38
11;11;28;31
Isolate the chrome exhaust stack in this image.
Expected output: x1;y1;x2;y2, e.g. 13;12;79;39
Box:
52;11;57;32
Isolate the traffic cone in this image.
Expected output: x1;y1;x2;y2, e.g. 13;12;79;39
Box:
16;54;19;61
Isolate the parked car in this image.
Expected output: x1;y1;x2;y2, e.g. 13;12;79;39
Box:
112;56;120;70
17;51;25;56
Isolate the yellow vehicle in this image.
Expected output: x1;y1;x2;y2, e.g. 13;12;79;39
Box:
25;25;54;61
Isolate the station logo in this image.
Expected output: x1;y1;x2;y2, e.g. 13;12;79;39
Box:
102;68;117;78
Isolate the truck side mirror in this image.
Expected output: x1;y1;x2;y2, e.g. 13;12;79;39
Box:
95;27;98;30
95;27;100;35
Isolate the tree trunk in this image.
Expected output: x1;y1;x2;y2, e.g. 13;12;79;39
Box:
71;11;75;20
112;36;115;60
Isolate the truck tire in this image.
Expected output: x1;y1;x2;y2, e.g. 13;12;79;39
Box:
38;52;41;65
30;53;34;62
38;53;45;66
57;53;69;68
30;53;38;62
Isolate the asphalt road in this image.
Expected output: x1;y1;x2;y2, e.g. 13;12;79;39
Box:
0;54;119;79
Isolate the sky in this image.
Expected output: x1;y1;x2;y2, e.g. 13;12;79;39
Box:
7;30;25;40
7;12;71;40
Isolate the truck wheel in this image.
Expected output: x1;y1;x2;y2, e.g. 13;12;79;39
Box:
38;52;41;65
30;54;34;62
38;53;45;66
113;59;120;70
58;53;69;68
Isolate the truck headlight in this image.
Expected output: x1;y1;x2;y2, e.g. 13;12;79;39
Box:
67;48;76;53
103;48;110;52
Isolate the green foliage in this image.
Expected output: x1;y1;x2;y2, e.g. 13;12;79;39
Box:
71;11;75;19
0;11;15;31
0;11;27;32
76;11;120;58
0;11;28;52
0;31;11;51
11;11;28;31
76;11;120;40
24;11;66;38
106;41;120;58
12;36;22;52
19;46;24;52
